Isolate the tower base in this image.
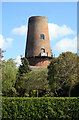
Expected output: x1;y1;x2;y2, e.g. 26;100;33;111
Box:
27;56;52;67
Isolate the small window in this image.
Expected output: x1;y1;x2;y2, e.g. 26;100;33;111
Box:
40;34;44;39
41;48;45;53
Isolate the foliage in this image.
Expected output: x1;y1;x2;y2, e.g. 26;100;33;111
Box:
48;52;78;97
18;57;31;76
71;82;79;96
51;49;53;57
2;97;79;119
15;57;31;96
2;52;79;97
2;59;18;96
17;67;50;97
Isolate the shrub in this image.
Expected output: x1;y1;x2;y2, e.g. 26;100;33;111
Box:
2;97;79;119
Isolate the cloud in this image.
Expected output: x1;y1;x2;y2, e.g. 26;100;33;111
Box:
0;34;13;48
11;23;75;41
15;56;22;67
12;25;27;35
77;34;79;48
48;23;75;41
0;35;5;48
54;37;77;53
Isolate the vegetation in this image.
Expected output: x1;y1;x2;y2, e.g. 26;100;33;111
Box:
48;52;78;97
2;59;18;96
2;97;79;119
18;57;31;76
15;57;31;96
1;52;79;119
2;52;79;97
18;68;50;97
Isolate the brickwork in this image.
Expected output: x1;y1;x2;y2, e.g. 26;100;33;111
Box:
25;16;52;67
27;57;52;67
25;16;51;58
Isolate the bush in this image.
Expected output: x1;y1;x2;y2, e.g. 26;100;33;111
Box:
2;97;79;119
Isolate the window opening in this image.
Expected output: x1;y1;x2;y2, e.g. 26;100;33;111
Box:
41;48;45;53
40;34;44;39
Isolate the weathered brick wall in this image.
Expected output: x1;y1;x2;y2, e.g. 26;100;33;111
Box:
25;16;51;58
27;57;52;67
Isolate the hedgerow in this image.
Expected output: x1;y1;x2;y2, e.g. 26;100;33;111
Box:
2;97;79;119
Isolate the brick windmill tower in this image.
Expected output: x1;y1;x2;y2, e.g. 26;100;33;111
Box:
25;16;52;67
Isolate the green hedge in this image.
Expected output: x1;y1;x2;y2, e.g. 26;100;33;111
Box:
2;97;79;119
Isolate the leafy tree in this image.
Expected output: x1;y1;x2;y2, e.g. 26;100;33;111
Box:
18;57;31;76
2;59;18;96
18;67;50;97
70;82;79;96
15;57;31;96
48;52;78;97
51;49;53;58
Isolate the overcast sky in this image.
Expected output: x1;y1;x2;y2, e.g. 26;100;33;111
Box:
0;2;77;65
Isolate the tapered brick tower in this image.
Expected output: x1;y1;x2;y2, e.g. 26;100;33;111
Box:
25;16;52;66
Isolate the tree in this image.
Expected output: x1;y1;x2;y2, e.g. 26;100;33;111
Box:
48;52;78;97
2;59;18;96
70;81;79;96
51;49;53;58
18;67;50;97
15;57;31;96
18;57;31;76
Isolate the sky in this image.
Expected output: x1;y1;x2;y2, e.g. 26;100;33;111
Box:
0;2;77;65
